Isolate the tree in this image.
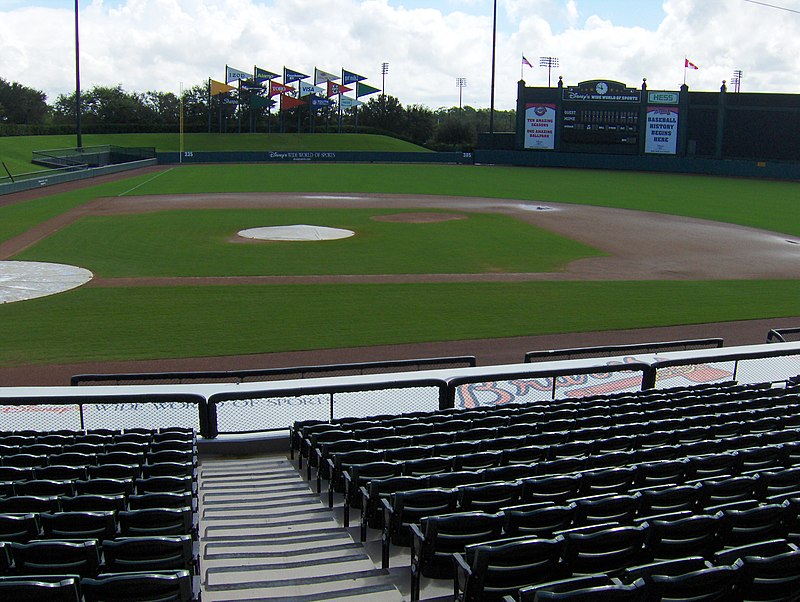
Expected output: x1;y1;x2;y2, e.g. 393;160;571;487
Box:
0;78;49;124
431;113;475;150
403;104;435;146
358;94;405;134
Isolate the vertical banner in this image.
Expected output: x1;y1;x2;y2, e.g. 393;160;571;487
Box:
645;107;679;154
524;103;556;150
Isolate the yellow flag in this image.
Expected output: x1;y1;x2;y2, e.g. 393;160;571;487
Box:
210;79;236;96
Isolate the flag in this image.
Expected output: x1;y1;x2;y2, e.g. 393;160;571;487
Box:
251;95;275;109
269;81;294;97
522;55;533;68
314;67;339;85
210;79;236;96
342;69;366;85
685;58;699;70
339;96;363;109
280;94;306;110
299;81;324;97
310;95;334;108
327;81;352;97
356;82;381;98
254;66;279;82
239;79;263;90
284;67;309;83
226;65;250;82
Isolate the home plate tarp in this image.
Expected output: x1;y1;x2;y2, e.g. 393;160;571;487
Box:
0;261;93;304
238;224;355;241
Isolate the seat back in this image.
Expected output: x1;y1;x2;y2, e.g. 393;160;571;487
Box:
102;535;195;574
503;503;576;538
0;576;81;602
458;481;522;513
563;523;650;576
648;565;740;601
10;539;102;578
81;570;194;602
647;513;723;560
40;511;117;541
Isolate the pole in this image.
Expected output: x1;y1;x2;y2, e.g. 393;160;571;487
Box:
489;0;497;134
179;82;184;164
74;0;82;149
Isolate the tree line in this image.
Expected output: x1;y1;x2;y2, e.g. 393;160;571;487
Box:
0;78;516;150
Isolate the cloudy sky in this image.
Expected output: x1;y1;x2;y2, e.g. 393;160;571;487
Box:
1;0;799;110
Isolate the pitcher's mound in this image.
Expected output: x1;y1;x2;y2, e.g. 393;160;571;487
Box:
0;261;93;304
238;225;355;241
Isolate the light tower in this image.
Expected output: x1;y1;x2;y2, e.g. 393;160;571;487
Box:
456;78;467;109
539;56;560;87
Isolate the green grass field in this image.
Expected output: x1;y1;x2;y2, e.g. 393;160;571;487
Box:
1;134;799;367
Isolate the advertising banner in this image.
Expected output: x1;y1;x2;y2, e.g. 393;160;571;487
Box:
524;103;557;150
645;107;679;154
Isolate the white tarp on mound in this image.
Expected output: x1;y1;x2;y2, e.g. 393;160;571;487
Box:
238;224;355;241
0;261;93;304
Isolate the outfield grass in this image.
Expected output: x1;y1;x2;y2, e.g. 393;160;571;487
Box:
1;159;799;366
0;133;428;175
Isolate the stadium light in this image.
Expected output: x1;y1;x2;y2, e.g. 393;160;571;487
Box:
381;62;389;96
74;0;83;149
539;56;560;87
489;0;497;133
456;77;467;109
732;70;743;93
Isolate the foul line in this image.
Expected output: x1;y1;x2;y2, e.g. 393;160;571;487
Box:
117;167;173;197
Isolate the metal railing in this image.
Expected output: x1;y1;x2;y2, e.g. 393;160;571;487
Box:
767;327;800;344
71;356;476;386
524;338;724;363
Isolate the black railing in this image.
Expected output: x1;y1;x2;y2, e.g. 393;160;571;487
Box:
767;327;800;344
71;356;477;386
525;338;724;363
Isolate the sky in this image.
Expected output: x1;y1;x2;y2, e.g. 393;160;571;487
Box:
1;0;799;110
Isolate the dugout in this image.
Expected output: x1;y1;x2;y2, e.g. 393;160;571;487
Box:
512;78;800;162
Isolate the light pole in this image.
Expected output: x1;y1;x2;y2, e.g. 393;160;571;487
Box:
456;78;467;109
539;56;559;87
381;62;389;96
74;0;82;148
489;0;497;133
732;70;743;93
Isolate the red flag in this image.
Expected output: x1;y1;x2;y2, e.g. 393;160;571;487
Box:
280;94;306;110
269;81;294;97
685;58;699;70
327;81;352;97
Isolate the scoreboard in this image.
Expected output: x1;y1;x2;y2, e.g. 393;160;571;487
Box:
561;108;639;145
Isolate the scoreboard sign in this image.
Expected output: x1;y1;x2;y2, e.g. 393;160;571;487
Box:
524;103;557;149
645;107;679;154
560;80;642;146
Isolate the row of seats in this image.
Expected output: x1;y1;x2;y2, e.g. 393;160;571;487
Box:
0;448;195;469
0;535;197;578
291;381;791;460
463;538;800;601
0;570;194;602
0;459;195;483
0;507;196;543
0;427;195;445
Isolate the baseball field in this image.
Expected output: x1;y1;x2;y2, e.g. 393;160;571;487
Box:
1;133;799;385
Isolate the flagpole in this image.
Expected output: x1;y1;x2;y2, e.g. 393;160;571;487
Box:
683;57;687;86
179;82;184;164
74;0;82;149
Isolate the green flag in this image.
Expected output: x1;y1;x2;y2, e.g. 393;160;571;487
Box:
251;95;275;109
356;82;381;98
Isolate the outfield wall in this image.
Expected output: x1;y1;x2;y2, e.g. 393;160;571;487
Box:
157;150;472;164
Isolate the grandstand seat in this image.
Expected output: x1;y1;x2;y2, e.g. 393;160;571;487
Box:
636;484;701;517
515;575;635;602
2;454;47;468
548;441;592;461
719;502;794;547
413;431;455;447
61;494;127;513
402;456;454;477
588;451;637;470
457;481;522;512
81;570;195;602
737;445;784;473
309;438;366;482
118;507;195;538
15;479;75;497
573;494;641;526
647;565;740;601
453;451;503;472
324;449;383;500
383;445;430;462
97;451;146;466
454;535;568;602
381;488;458;567
0;513;40;543
135;476;194;495
0;466;34;482
0;576;81;601
88;463;141;480
367;435;409;452
685;452;740;481
40;511;117;541
502;503;576;539
646;513;723;560
562;523;650;575
102;535;196;574
578;467;637;497
359;475;427;540
758;466;800;501
114;432;152;444
75;478;134;498
457;428;503;443
736;548;800;601
520;474;582;505
427;471;481;490
433;441;481;457
537;457;588;477
341;461;403;523
128;492;194;511
35;465;88;481
10;539;102;577
618;556;710;584
481;435;527;452
146;450;195;466
482;463;537;483
48;452;96;467
501;445;547;466
711;538;796;566
696;475;760;509
0;495;60;513
409;511;504;600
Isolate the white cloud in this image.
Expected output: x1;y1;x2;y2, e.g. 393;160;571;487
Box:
1;0;799;110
